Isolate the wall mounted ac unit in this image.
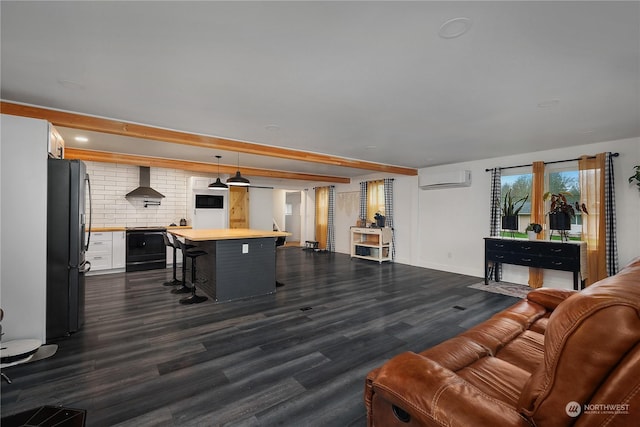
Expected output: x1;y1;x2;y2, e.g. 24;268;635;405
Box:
419;170;471;189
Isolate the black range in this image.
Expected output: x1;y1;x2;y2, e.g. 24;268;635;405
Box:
125;226;167;272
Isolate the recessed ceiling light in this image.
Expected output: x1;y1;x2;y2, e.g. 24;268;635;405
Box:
265;124;280;132
74;136;89;142
365;145;377;150
537;99;560;108
438;17;473;39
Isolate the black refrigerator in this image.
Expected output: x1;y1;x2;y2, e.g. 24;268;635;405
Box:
47;158;92;341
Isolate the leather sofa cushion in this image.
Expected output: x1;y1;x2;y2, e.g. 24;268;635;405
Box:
518;262;640;426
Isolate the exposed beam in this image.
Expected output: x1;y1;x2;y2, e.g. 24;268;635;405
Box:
65;148;351;184
1;101;418;176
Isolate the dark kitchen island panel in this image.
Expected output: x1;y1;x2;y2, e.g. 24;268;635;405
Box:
195;237;276;302
169;229;290;302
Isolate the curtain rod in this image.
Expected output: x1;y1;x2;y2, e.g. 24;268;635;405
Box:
359;178;395;183
485;152;619;172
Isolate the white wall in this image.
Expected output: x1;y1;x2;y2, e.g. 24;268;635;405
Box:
285;191;302;242
272;189;287;231
249;187;273;230
322;137;639;290
415;138;640;289
1;115;48;341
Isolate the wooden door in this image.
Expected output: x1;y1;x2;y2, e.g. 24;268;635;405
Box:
229;186;249;229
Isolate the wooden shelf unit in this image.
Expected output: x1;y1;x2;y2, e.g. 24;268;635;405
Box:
350;227;393;264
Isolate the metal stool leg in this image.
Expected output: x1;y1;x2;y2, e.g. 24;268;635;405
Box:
180;256;208;304
171;249;191;294
163;245;182;286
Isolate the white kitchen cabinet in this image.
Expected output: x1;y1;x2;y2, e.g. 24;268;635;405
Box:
112;231;126;269
86;231;126;274
86;232;113;271
48;123;65;159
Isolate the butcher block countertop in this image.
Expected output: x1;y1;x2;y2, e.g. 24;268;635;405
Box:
170;228;290;241
89;226;192;232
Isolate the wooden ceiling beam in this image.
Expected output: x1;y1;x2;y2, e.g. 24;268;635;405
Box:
1;101;417;176
65;148;351;184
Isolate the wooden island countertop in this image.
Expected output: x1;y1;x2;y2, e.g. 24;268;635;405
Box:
169;228;290;242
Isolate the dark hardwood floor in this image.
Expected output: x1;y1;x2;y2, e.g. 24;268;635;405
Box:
2;247;520;426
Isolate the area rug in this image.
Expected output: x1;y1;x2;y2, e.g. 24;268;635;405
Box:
469;281;531;299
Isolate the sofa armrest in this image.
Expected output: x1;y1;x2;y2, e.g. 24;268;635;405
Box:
525;287;577;311
368;352;530;427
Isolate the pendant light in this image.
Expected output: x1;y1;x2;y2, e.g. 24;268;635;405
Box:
208;155;229;189
226;153;250;186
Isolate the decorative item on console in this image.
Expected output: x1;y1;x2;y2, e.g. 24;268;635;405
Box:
500;189;528;231
525;223;542;240
543;191;588;241
373;212;385;228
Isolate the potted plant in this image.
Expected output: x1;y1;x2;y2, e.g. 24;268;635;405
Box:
500;189;528;230
543;192;588;241
629;165;640;192
525;223;543;240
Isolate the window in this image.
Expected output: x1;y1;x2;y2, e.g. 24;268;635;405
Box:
366;180;385;223
500;170;532;236
547;164;582;240
499;164;582;239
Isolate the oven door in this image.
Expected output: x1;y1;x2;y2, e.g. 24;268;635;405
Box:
126;231;167;272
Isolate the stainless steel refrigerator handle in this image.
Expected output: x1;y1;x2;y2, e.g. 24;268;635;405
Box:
85;173;92;251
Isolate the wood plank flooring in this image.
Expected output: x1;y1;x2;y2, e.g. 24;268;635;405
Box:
1;248;520;426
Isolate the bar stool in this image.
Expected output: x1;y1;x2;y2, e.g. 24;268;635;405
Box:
174;239;208;304
171;236;195;295
162;232;181;287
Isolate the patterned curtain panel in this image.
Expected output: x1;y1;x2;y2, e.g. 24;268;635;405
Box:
384;178;395;260
489;168;502;280
604;152;619;276
359;181;368;224
327;186;336;252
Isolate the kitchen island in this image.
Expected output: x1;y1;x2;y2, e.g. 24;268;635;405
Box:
170;228;290;302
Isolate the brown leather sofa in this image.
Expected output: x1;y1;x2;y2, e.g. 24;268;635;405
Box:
365;257;640;427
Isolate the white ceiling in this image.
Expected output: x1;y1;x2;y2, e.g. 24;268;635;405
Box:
2;1;639;179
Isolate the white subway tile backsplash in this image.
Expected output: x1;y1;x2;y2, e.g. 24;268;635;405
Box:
85;161;199;228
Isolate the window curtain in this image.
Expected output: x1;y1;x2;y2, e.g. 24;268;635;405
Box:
528;161;545;288
359;181;368;225
315;187;328;251
383;178;395;260
579;152;618;286
326;186;335;252
367;179;384;222
489;168;502;280
604;153;618;276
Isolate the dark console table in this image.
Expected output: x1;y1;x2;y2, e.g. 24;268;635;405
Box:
484;237;587;290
